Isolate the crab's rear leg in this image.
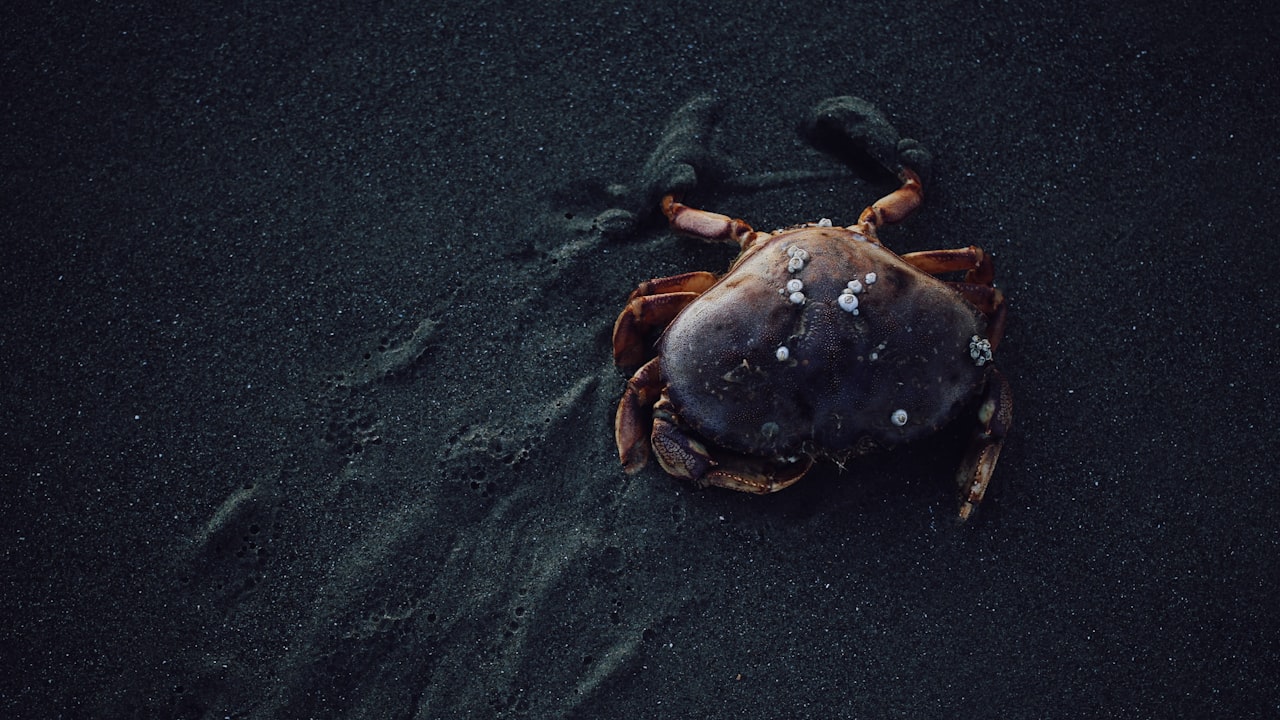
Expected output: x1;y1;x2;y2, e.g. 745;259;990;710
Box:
957;367;1014;522
900;245;995;285
949;283;1008;349
900;246;1007;347
613;271;717;372
625;270;718;301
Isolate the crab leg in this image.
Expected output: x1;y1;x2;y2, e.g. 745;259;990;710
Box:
613;291;700;372
626;270;718;301
947;282;1007;349
957;367;1013;522
856;167;924;229
900;245;994;285
615;358;664;473
662;194;762;250
614;271;719;372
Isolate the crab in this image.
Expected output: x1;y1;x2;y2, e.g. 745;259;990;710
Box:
612;166;1013;521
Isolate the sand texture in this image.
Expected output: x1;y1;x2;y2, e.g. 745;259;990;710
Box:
4;1;1278;717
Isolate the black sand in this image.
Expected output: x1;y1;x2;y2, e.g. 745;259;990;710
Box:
4;2;1278;717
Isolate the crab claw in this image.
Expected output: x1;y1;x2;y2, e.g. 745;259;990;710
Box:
701;453;815;494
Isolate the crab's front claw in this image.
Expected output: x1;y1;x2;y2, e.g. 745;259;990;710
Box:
649;398;815;494
957;367;1014;522
702;453;815;494
649;396;717;481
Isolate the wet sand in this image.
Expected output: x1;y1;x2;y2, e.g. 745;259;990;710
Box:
4;1;1278;716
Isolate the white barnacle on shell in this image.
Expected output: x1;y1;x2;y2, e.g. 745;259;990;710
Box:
837;292;859;313
891;409;908;426
788;291;806;305
969;335;993;366
864;271;878;285
784;246;809;272
775;346;790;362
846;279;863;293
786;278;804;293
817;218;833;227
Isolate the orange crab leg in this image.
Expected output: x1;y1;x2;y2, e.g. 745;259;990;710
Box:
957;367;1013;522
615;271;719;372
948;283;1007;349
662;194;762;249
626;270;718;301
856;167;924;229
615;358;663;473
901;245;995;285
613;291;702;372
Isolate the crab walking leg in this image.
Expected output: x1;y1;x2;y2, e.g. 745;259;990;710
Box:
901;245;995;285
957;367;1014;522
613;291;704;372
856;168;924;229
615;358;664;473
947;282;1008;349
626;270;718;301
661;194;763;249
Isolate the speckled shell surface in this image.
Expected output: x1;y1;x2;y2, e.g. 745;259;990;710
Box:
658;227;988;458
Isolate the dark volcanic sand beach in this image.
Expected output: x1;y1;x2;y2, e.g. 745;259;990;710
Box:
4;1;1279;717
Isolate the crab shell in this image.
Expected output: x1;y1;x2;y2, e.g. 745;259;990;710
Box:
658;225;988;463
